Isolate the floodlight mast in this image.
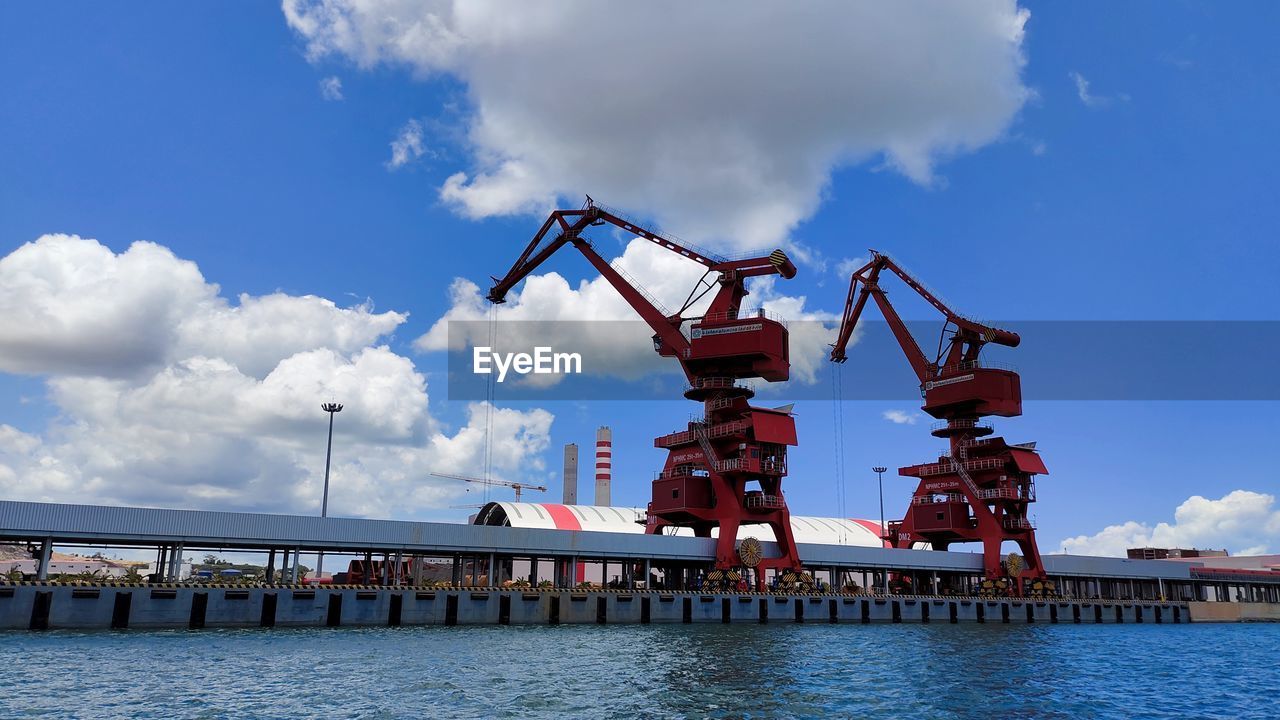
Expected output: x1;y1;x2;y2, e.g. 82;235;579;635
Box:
316;401;343;578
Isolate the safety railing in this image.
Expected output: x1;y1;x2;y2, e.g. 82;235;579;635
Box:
978;487;1018;500
605;257;672;317
977;486;1036;502
934;359;1018;378
654;430;694;447
706;396;738;412
744;494;785;510
713;457;744;473
592;201;730;265
691;377;740;390
914;457;1006;477
655;420;747;448
686;377;753;397
710;456;786;474
708;420;748;438
697;308;788;327
654;466;703;480
930;419;994;434
913;493;966;505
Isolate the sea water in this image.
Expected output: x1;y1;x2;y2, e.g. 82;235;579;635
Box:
3;623;1275;719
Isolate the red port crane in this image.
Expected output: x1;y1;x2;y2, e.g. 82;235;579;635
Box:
830;251;1050;595
488;198;808;588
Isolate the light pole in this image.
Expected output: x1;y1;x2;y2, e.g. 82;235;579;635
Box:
872;466;888;594
316;402;343;578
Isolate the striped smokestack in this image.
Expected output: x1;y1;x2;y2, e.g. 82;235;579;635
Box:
594;426;612;507
562;443;579;505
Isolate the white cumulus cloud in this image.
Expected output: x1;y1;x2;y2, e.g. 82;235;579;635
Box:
1057;490;1280;557
0;235;553;518
882;409;920;425
387;118;426;169
1069;71;1127;109
835;257;869;278
1070;71;1101;107
0;234;406;380
283;0;1033;247
176;293;406;379
320;75;344;100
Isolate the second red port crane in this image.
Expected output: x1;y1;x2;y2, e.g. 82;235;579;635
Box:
830;251;1049;594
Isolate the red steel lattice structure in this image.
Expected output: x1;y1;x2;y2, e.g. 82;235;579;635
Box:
487;200;803;586
830;251;1049;591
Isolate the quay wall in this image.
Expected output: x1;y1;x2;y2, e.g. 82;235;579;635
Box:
1187;601;1280;623
0;584;1240;630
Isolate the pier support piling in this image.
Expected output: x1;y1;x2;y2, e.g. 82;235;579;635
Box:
36;537;52;581
168;543;184;581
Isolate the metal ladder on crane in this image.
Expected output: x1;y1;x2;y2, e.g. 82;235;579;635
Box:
691;421;720;469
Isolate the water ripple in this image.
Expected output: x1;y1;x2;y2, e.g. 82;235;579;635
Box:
2;624;1275;719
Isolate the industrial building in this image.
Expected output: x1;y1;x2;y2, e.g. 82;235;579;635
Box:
594;427;612;507
1128;547;1228;560
3;555;132;579
471;502;887;547
561;443;578;505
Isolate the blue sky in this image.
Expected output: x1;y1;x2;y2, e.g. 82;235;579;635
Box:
1;2;1277;556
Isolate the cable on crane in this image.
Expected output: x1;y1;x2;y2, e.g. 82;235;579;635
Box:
830;360;848;545
482;302;497;502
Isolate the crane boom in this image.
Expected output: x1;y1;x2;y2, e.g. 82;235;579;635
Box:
830;251;1019;381
488;200;794;304
486;200;796;383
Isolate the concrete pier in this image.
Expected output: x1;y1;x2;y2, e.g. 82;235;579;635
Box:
4;500;1275;629
0;583;1234;631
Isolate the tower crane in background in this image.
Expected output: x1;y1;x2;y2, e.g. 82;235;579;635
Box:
487;198;810;589
830;251;1051;596
431;472;547;502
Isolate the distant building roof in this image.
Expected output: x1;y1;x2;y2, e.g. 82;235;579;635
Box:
472;502;890;548
1128;547;1229;560
1160;554;1280;571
